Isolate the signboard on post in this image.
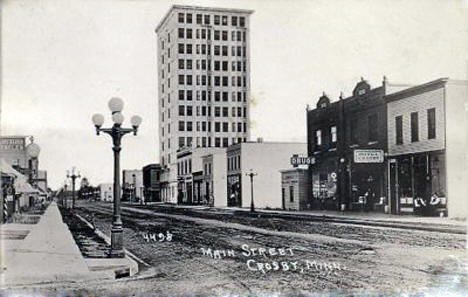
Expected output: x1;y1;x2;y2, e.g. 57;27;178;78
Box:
290;155;315;167
353;149;384;163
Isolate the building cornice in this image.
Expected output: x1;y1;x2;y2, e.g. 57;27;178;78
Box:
385;78;449;103
155;5;254;33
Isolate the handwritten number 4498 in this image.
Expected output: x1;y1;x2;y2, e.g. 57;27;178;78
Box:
141;231;173;242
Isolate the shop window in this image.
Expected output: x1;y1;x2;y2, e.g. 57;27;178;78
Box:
395;116;403;144
427;108;436;139
289;186;294;202
411;112;419;142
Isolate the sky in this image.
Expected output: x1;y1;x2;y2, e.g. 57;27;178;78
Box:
1;0;468;189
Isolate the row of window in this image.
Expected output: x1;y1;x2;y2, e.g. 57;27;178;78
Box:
178;59;247;72
227;155;241;171
177;158;192;176
178;120;247;133
395;108;436;144
178;12;246;27
178;28;247;42
162;136;247;153
177;90;248;102
178;43;247;57
178;74;247;88
178;105;247;118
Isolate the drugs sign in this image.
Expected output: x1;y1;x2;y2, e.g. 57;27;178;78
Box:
353;150;384;163
291;155;315;167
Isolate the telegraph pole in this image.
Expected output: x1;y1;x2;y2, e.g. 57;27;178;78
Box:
246;169;258;213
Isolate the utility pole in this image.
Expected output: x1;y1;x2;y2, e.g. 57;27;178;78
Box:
246;169;258;213
67;167;81;210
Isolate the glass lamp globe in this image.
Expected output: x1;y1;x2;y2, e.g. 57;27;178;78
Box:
108;97;124;113
92;113;104;127
26;142;41;159
130;115;142;127
112;112;125;125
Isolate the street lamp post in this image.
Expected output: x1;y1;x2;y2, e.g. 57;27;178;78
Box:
67;168;81;210
92;97;142;258
246;169;258;213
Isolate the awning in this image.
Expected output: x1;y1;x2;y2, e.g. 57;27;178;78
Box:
0;158;23;177
14;175;40;194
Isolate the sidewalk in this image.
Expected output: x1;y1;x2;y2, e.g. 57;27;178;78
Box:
0;202;136;288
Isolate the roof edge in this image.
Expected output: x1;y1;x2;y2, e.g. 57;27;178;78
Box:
156;5;254;33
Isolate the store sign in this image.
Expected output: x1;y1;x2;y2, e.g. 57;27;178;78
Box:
353;149;384;163
291;155;315;167
0;137;25;151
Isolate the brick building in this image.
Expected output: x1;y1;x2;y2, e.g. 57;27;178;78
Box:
307;77;408;211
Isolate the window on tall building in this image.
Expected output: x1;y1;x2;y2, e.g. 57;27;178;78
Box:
202;121;206;131
222;92;228;102
222;61;228;71
237;107;242;117
178;43;184;54
179;137;185;148
222;46;228;56
179;90;184;100
427;108;436;139
315;129;322;147
237;122;242;132
215;137;221;147
187;121;193;132
179;121;185;131
178;105;185;116
214;46;220;56
186;28;192;39
289;185;294;202
215;107;220;117
215;91;220;101
214;15;220;25
214;76;220;86
214;30;220;40
186;106;193;116
214;61;220;71
178;59;184;70
202;137;207;147
395;115;403;144
222;76;228;87
215;122;221;132
186;90;192;101
368;114;378;142
222;15;227;25
222;30;228;41
186;13;192;23
243;31;246;42
178;13;184;23
411;112;419;142
232;122;236;131
222;122;228;132
223;138;229;147
186;75;192;85
179;75;185;85
204;15;210;24
239;16;245;27
232;16;238;26
186;44;192;54
222;107;228;117
187;59;192;70
196;14;202;24
178;28;184;38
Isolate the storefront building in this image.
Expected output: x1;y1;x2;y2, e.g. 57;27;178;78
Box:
280;168;310;210
307;78;401;211
386;78;468;218
142;163;162;202
201;149;227;207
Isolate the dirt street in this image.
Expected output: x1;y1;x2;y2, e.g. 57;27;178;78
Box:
10;201;468;296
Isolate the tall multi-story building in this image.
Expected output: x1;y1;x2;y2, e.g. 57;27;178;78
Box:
155;5;254;202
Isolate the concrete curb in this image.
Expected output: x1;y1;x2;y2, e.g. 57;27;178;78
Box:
74;213;150;269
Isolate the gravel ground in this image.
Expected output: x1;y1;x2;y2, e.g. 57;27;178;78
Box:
11;200;467;296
